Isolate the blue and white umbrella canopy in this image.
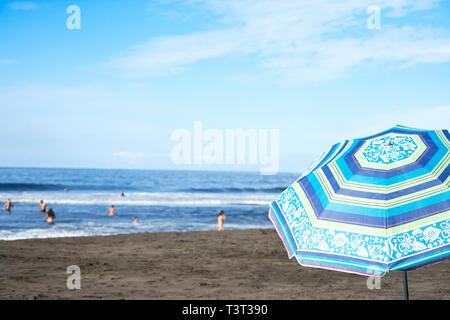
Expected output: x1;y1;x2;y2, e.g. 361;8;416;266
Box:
269;125;450;276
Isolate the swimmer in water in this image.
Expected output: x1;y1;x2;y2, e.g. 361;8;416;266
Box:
44;208;55;224
108;205;116;216
217;210;226;231
38;200;47;213
133;217;139;224
3;199;13;214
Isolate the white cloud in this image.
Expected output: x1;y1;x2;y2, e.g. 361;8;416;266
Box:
113;152;156;158
112;152;158;166
280;105;450;171
375;105;450;131
105;0;450;83
105;29;242;77
335;106;450;141
382;0;442;17
7;1;37;10
0;84;113;113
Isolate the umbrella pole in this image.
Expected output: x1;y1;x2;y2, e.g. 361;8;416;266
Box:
402;270;409;300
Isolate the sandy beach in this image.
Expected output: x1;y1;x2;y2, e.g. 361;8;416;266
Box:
0;229;448;300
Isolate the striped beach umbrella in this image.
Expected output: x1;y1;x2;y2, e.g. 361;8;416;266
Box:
269;125;449;298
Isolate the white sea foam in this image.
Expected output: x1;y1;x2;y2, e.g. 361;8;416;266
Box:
0;221;274;240
0;191;275;206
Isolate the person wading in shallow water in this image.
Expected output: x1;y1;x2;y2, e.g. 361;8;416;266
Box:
217;210;226;231
3;199;13;214
108;205;116;216
38;200;47;213
44;208;55;224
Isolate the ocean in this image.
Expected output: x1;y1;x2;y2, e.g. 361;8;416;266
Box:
0;167;298;240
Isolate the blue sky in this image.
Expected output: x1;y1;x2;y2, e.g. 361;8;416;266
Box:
0;0;449;173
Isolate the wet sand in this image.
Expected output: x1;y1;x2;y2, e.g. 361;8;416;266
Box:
0;229;448;300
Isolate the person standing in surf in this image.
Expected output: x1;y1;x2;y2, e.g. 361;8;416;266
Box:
217;210;226;231
38;200;48;213
44;208;55;224
108;205;116;216
3;199;13;214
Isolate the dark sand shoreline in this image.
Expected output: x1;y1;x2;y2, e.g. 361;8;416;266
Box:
0;229;448;300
